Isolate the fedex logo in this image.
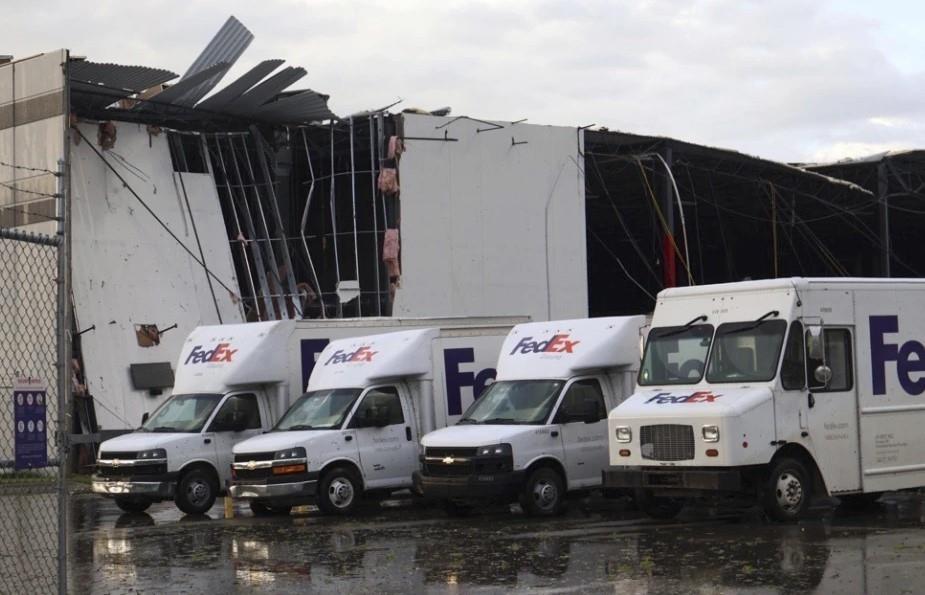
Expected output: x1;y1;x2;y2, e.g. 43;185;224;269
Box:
444;348;496;416
510;334;579;356
870;315;925;395
185;343;237;365
645;391;721;404
325;346;377;366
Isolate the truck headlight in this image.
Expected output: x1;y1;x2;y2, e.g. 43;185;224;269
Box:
274;447;306;460
477;443;512;456
615;426;632;443
137;448;167;460
702;425;720;442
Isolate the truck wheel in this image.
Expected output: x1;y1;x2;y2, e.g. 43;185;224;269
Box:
114;497;152;513
249;501;293;516
174;467;218;515
520;467;565;516
318;467;362;515
764;458;811;522
635;489;683;519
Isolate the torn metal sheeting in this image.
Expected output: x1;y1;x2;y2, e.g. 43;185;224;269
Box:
252;90;335;123
148;62;232;108
222;66;307;114
67;60;178;93
195;59;285;111
177;15;254;107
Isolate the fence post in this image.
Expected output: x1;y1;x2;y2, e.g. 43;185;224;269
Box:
55;157;69;595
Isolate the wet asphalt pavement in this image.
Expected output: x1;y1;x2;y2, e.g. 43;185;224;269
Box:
69;492;925;594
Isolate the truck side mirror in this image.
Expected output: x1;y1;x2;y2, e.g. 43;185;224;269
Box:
141;412;149;425
813;365;833;386
806;325;824;361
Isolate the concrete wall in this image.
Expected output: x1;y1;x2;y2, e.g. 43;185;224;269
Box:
70;123;243;430
394;114;587;323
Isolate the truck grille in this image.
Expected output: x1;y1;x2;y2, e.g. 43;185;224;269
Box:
97;463;166;477
234;468;273;481
234;452;276;463
99;451;137;460
424;447;476;477
640;425;695;461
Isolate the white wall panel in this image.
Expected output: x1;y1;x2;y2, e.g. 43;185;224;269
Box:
70;123;243;429
394;114;587;322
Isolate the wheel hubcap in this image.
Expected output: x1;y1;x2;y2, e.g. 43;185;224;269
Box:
329;478;355;508
775;472;803;513
532;479;558;510
188;479;210;506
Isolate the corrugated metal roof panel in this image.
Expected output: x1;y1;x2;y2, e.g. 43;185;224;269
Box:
253;89;335;123
224;67;306;114
196;59;283;111
177;15;253;106
68;60;178;92
148;62;230;106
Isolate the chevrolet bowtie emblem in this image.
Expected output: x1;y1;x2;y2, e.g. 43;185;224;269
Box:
112;459;121;467
247;461;256;470
442;456;455;464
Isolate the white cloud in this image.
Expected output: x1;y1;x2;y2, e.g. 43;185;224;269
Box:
3;0;923;162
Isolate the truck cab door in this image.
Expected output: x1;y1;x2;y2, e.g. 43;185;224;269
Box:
805;327;860;492
551;377;609;489
204;392;266;487
349;385;416;489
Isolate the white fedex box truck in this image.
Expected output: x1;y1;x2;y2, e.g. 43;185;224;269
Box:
604;278;925;521
229;325;510;515
92;316;522;514
416;316;646;516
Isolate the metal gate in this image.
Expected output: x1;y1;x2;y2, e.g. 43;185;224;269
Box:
0;223;69;594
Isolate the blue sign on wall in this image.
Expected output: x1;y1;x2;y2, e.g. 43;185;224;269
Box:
14;378;47;470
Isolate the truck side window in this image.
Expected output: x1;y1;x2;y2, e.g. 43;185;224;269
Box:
805;329;853;392
352;386;404;427
554;379;606;424
780;321;805;390
209;393;261;431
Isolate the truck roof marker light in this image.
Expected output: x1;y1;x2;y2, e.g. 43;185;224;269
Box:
619;449;631;457
706;449;719;457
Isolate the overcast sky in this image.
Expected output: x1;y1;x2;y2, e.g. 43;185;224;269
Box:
5;0;924;162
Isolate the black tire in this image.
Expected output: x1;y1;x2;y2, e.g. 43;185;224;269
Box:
317;467;362;515
838;493;881;512
764;457;812;522
520;467;565;517
174;467;218;515
249;501;293;516
114;497;152;513
443;500;473;517
635;489;683;520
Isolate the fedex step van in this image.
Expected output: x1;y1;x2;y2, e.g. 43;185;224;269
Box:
416;316;646;516
92;316;522;515
604;278;925;521
229;326;511;515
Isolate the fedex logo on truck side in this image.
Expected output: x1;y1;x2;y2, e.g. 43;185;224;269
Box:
645;391;721;404
325;346;377;366
510;334;579;355
185;343;237;365
870;315;925;395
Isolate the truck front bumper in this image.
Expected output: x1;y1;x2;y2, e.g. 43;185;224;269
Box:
91;473;178;500
603;466;744;493
229;472;319;503
414;470;526;501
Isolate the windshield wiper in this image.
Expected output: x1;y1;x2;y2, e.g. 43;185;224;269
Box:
728;310;779;334
480;417;521;425
151;426;177;432
659;315;708;338
456;417;477;425
285;424;316;431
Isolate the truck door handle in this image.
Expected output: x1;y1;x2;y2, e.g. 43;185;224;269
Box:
808;393;815;409
345;435;353;442
551;431;559;438
203;438;211;444
405;427;412;441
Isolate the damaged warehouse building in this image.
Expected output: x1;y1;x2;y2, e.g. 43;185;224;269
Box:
1;16;920;449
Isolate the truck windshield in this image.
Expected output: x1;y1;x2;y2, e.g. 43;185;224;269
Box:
275;388;362;431
141;393;223;433
458;380;564;425
706;319;787;383
639;324;714;385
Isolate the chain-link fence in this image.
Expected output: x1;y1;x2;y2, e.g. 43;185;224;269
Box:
0;226;67;594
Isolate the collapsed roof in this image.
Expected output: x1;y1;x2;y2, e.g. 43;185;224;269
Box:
68;16;336;130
